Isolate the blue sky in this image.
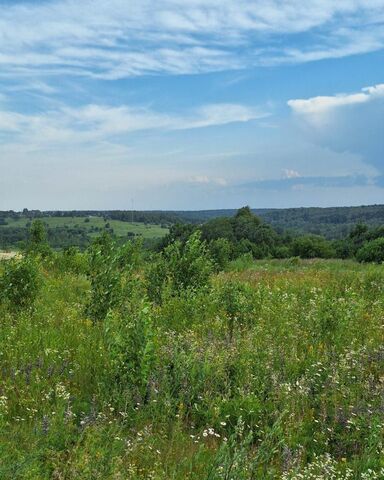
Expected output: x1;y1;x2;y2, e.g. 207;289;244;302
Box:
0;0;383;210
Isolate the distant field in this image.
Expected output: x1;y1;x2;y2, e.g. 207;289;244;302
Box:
0;216;168;240
0;216;169;250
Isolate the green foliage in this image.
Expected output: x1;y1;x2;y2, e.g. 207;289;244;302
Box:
0;256;42;310
292;234;335;258
52;246;89;275
201;217;235;242
356;238;384;263
199;207;278;262
216;280;255;341
115;239;143;270
147;230;213;303
229;252;254;271
273;245;291;258
209;237;232;270
104;297;155;404
26;219;51;257
86;234;140;321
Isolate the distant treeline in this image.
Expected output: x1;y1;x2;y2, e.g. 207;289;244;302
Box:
0;225;92;250
2;206;384;262
174;204;384;239
158;207;384;264
1;204;384;252
1;204;384;238
0;209;181;226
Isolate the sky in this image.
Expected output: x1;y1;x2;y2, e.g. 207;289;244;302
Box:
0;0;383;211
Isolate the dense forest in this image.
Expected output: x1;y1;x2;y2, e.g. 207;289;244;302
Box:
159;207;384;264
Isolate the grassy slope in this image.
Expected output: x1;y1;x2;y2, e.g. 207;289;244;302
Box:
1;259;384;478
1;216;168;239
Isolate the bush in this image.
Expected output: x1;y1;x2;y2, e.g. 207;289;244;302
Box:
209;237;232;270
229;252;254;271
26;219;51;257
356;238;384;263
273;245;291;259
104;298;155;404
147;231;213;303
86;234;138;321
52;247;89;275
216;280;255;341
292;235;335;259
0;257;42;310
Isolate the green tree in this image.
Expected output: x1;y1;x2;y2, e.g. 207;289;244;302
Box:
356;238;384;263
292;235;335;259
147;231;213;303
86;234;139;322
209;237;232;270
26;219;51;257
0;257;42;310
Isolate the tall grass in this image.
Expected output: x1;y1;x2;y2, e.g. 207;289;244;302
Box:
0;255;383;479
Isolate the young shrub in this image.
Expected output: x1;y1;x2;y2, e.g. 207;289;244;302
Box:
229;252;254;272
209;237;232;271
54;246;89;275
115;239;142;270
147;231;213;303
86;234;139;322
0;256;42;310
217;280;255;341
25;219;51;258
356;238;384;263
273;245;291;259
170;230;213;290
146;254;168;304
104;297;155;404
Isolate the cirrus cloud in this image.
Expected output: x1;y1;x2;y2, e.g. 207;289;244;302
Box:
0;0;384;81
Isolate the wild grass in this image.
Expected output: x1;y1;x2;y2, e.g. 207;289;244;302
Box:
0;257;383;479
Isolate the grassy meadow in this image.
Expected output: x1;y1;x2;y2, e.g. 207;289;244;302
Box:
1;250;384;479
0;216;168;248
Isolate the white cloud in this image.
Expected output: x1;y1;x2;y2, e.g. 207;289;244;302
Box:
0;0;384;80
288;83;384;172
188;175;228;186
288;83;384;116
283;169;301;179
0;101;265;148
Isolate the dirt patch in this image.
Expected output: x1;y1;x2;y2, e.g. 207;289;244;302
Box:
0;251;20;261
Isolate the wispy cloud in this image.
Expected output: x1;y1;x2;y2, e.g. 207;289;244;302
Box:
0;102;266;147
187;175;228;186
1;0;384;81
240;174;380;190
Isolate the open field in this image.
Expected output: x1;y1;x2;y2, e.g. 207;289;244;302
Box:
0;216;169;249
1;254;384;479
0;216;168;239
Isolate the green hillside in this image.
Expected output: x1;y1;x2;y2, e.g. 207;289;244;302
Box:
0;216;168;249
